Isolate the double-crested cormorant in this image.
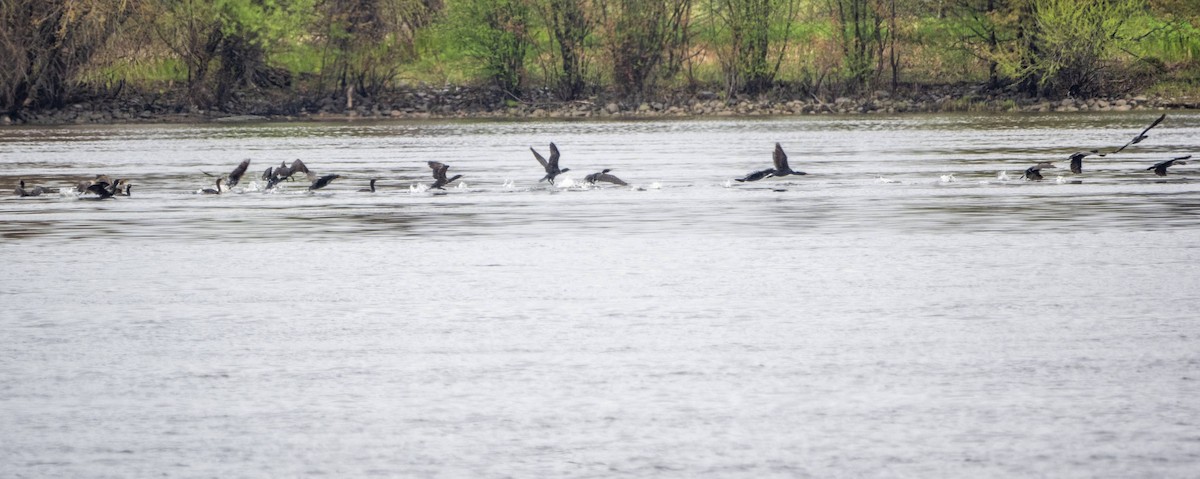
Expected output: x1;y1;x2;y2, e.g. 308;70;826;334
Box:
428;161;463;190
1068;150;1099;174
358;178;378;192
201;178;224;194
1112;113;1166;154
736;143;805;182
736;168;776;182
14;180;46;197
1148;155;1191;176
771;143;807;177
584;169;628;186
309;174;340;191
227;158;251;187
531;142;569;184
264;159;313;189
1023;162;1056;181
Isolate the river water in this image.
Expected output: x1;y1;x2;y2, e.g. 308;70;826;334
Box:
2;113;1199;477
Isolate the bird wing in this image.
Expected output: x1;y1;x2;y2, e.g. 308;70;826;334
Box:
596;172;628;186
290;159;315;181
1140;113;1167;136
530;147;549;169
228;158;251;186
773;143;789;171
428;161;449;180
548;142;561;168
1172;155;1192;161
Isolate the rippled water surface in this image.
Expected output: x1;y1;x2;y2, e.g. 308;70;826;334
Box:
3;113;1199;477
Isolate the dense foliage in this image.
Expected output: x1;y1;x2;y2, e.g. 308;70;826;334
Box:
2;0;1197;116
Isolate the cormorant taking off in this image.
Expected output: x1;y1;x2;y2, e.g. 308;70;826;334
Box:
264;159;314;189
84;179;124;199
1148;155;1191;176
736;168;775;182
358;179;378;192
1068;150;1099;174
1023;162;1056;181
772;143;807;177
1112;113;1166;154
584;169;628;186
201;178;224;194
428;161;463;189
309;174;340;191
531;142;569;184
227;158;251;187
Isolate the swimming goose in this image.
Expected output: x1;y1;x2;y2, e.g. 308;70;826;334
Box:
584;169;628;186
428;161;463;190
1148;155;1190;176
1112;113;1166;154
531;142;569;184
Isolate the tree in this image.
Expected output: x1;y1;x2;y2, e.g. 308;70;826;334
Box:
541;0;592;100
444;0;531;95
0;0;134;116
598;0;693;100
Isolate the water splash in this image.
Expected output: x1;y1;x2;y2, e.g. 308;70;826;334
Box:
939;174;956;183
996;171;1011;182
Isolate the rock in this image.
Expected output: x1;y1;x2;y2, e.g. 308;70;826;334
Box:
0;115;10;125
835;97;852;105
1114;104;1132;111
1115;99;1127;107
651;102;664;110
637;102;651;112
605;102;620;114
697;91;717;100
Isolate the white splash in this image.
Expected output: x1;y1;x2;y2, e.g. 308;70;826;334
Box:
875;176;899;184
409;183;429;194
996;171;1011;182
456;182;468;189
1055;176;1066;184
648;182;663;190
502;179;515;190
244;181;262;192
939;174;956;183
555;177;577;188
722;180;734;188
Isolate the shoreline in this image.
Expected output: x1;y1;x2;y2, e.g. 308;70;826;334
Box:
3;84;1197;126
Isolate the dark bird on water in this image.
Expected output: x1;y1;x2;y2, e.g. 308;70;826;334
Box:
309;174;341;191
1148;155;1191;176
14;180;46;197
358;178;378;192
428;161;464;190
584;169;628;186
1023;162;1056;181
771;143;807;177
1112;113;1166;154
200;178;224;194
83;178;126;199
1068;150;1099;174
531;142;569;184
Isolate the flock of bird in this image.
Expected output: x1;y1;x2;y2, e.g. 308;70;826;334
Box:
1015;113;1188;181
7;113;1191;198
